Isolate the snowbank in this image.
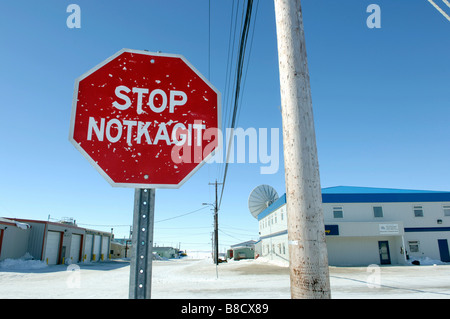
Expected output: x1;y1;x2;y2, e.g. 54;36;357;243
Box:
0;253;47;270
14;221;30;230
407;256;449;266
182;251;212;260
254;256;289;268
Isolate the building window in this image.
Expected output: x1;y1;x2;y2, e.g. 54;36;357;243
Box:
413;205;424;217
408;241;420;253
444;205;450;217
333;206;343;218
373;206;383;218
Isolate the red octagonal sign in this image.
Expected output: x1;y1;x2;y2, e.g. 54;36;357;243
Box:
69;49;221;188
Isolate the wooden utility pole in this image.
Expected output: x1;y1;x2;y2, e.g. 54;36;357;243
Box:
208;180;222;265
274;0;331;298
214;181;219;265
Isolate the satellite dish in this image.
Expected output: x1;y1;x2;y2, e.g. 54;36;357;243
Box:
248;185;279;219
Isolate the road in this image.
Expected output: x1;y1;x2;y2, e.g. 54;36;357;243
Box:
1;257;450;298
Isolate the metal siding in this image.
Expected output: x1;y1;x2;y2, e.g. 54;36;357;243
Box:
26;222;46;261
0;227;29;260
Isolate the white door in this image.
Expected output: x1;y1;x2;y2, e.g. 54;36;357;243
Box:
84;234;93;262
45;231;61;265
93;235;101;261
70;234;82;263
101;236;110;261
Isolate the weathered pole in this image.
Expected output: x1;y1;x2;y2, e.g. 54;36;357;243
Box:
274;0;331;298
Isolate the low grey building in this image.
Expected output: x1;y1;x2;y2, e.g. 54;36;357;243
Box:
228;240;256;260
0;218;112;265
153;246;178;259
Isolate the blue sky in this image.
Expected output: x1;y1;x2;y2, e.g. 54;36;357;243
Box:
0;0;449;252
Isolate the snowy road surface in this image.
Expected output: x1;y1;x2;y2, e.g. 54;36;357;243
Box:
1;256;450;299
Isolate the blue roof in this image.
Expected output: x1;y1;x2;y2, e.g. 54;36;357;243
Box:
257;186;450;220
322;186;448;194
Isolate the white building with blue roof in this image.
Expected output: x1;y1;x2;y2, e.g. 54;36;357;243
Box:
256;186;450;266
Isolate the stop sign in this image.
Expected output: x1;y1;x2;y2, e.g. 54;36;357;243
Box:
69;49;221;188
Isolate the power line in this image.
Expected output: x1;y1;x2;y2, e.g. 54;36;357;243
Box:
219;229;247;242
234;0;260;128
220;228;255;237
219;0;256;208
155;226;211;230
65;206;209;229
154;206;209;223
218;0;239;182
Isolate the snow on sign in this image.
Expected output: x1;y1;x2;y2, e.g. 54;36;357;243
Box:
69;49;221;188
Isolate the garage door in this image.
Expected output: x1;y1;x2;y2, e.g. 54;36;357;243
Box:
45;231;61;265
93;235;101;261
70;234;82;263
101;236;110;261
84;234;92;262
0;229;4;260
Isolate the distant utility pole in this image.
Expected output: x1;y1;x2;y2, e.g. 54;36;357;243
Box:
205;180;222;265
274;0;331;299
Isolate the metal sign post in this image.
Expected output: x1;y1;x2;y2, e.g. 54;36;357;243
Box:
129;188;155;299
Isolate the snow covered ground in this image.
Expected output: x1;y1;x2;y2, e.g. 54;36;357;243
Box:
1;253;450;299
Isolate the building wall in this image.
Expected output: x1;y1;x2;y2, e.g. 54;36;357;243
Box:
26;222;46;260
1;219;112;265
23;220;86;264
322;202;450;227
404;230;449;261
84;230;111;262
258;199;450;266
326;236;403;266
110;241;127;258
260;233;289;262
259;205;287;239
0;224;29;261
